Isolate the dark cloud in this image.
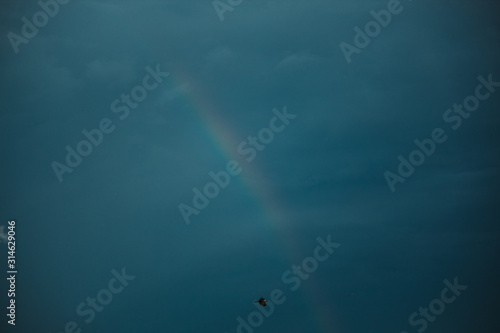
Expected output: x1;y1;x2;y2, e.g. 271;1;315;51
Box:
1;0;500;332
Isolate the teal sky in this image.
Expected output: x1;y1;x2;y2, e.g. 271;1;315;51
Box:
1;1;499;332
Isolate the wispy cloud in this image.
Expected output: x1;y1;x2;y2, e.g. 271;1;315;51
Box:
275;52;321;70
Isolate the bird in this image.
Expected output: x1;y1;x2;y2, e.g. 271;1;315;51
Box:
254;297;268;307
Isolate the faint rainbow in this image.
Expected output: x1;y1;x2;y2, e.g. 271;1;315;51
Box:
166;68;294;237
121;19;340;333
168;67;338;333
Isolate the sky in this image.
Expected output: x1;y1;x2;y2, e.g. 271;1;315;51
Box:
1;0;499;332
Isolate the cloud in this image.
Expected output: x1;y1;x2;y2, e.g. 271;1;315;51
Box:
275;52;321;70
204;46;236;71
154;82;191;105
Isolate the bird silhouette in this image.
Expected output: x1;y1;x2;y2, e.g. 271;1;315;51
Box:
254;297;268;306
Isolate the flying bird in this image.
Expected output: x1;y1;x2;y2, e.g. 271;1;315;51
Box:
254;297;268;307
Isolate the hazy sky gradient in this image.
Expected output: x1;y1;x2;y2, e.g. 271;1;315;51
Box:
1;1;499;332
